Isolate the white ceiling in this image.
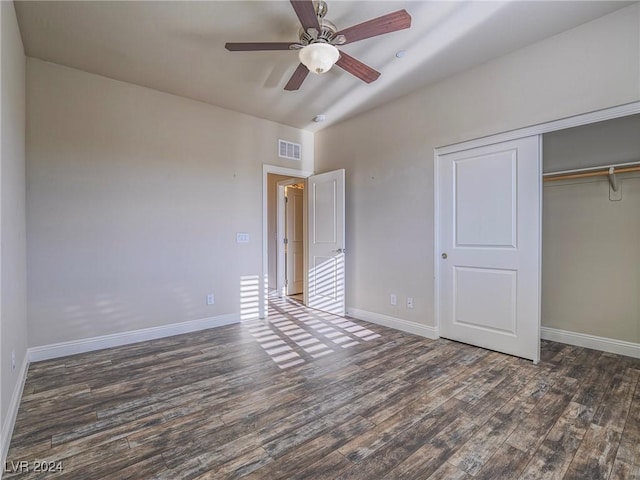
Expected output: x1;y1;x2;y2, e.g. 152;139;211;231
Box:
15;1;633;132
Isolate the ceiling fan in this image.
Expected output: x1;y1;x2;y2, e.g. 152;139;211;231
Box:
225;0;411;91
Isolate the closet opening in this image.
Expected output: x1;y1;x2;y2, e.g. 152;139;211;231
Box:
541;113;640;353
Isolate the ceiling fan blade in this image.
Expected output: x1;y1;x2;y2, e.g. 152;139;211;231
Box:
335;51;380;84
285;63;310;91
337;10;411;44
290;0;321;32
225;42;295;51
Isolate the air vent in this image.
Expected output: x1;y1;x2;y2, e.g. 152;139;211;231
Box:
278;139;301;161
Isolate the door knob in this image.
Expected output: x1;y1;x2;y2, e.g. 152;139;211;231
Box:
441;253;448;259
334;248;344;253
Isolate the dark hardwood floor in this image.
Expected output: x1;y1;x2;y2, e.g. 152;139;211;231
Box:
5;296;640;479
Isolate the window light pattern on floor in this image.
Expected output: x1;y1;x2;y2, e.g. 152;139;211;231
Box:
244;295;381;369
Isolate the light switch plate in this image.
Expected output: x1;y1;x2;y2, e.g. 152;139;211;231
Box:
236;232;250;243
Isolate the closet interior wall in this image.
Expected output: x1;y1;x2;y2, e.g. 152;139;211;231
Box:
542;114;640;344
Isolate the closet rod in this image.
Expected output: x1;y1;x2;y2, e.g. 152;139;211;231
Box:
543;160;640;177
543;164;640;182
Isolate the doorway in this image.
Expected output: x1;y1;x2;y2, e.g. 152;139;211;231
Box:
262;165;346;320
278;180;305;302
266;172;309;308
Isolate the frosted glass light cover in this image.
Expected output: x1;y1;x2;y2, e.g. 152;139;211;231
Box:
299;43;340;74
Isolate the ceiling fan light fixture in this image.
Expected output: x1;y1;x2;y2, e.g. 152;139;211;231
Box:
299;43;339;74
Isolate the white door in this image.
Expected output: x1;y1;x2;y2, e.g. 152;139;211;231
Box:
285;186;304;295
307;169;346;315
438;136;541;362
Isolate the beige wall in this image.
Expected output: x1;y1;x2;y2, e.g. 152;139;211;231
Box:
315;4;640;328
543;114;640;173
542;177;640;342
542;115;640;342
1;0;28;445
26;59;313;347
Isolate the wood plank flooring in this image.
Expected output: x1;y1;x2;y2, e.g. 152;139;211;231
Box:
5;297;640;479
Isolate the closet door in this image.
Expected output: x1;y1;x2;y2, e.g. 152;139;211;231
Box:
437;136;541;362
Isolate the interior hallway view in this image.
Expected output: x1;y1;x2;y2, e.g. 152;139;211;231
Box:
5;296;640;479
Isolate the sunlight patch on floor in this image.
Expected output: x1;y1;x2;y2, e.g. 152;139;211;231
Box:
244;295;382;369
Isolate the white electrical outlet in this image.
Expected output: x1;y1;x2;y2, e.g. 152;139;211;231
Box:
11;350;16;371
390;294;397;306
236;232;250;243
206;294;215;305
407;297;414;309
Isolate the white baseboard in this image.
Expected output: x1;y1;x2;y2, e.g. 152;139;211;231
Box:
541;326;640;359
347;307;438;340
2;350;30;469
28;313;240;362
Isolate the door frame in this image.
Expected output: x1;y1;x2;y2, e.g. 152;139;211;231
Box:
262;165;312;319
433;101;640;344
276;178;304;298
